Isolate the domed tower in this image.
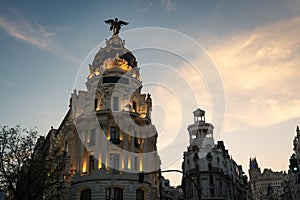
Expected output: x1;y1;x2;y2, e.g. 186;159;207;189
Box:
71;20;161;200
187;108;214;158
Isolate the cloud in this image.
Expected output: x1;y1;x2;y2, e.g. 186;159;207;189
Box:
207;16;300;132
0;10;80;64
135;0;153;12
0;78;11;86
161;0;175;11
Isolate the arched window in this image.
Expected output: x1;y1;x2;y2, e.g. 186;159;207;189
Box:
136;188;144;200
106;187;123;200
80;188;91;200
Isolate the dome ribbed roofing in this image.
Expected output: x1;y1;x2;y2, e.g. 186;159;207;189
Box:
92;35;137;69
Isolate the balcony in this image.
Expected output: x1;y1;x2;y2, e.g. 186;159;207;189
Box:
110;138;121;145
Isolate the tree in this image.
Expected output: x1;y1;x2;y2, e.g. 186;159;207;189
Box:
0;125;72;200
0;125;38;199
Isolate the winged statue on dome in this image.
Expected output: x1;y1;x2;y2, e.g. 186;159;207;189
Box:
104;18;128;35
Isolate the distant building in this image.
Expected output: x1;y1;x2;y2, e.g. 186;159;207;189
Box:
182;108;250;200
160;177;184;200
248;158;287;200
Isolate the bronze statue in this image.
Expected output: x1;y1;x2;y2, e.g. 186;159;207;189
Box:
104;18;128;35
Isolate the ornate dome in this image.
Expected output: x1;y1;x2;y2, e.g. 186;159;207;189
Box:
91;35;137;70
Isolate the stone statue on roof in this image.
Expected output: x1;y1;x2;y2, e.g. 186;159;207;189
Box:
104;18;128;35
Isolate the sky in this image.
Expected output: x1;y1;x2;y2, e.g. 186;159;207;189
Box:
1;0;300;186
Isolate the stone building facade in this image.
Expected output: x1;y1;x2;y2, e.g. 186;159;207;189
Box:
27;27;162;200
182;108;250;200
160;177;183;200
248;158;286;200
70;32;161;200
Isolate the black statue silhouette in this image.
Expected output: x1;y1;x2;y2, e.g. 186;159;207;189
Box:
104;18;128;35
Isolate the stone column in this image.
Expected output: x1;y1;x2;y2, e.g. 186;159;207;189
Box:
143;137;148;171
101;126;107;169
130;130;135;171
95;127;101;169
124;127;128;170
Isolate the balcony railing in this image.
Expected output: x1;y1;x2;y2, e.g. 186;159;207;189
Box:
110;139;121;145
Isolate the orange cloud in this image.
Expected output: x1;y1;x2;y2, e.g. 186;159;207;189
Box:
208;16;300;132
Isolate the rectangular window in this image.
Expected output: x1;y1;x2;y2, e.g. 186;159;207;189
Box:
110;127;120;144
94;99;98;111
106;188;123;200
110;154;119;170
80;188;91;200
132;101;137;112
210;188;215;195
89;129;96;146
136;189;144;200
134;137;140;148
208;163;212;170
209;175;214;184
89;155;95;171
103;76;129;85
106;188;111;200
113;97;119;111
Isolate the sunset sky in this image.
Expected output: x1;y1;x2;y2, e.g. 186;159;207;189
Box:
1;0;300;186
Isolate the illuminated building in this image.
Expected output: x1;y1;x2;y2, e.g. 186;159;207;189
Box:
30;22;162;200
69;31;161;199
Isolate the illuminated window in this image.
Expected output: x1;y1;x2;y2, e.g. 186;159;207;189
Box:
136;188;144;200
80;188;91;200
64;141;68;153
132;101;137;112
94;98;99;111
94;99;98;111
134;137;140;148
